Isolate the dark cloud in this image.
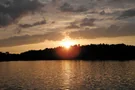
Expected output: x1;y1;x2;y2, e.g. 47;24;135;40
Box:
75;5;88;12
19;20;46;28
108;0;135;6
60;2;87;12
60;2;74;12
109;0;135;3
80;18;95;27
0;32;64;47
66;20;80;29
118;8;135;19
69;24;135;39
66;18;96;29
66;24;80;29
100;10;106;15
0;0;44;27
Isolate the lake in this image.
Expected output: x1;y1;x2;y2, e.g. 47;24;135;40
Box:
0;60;135;90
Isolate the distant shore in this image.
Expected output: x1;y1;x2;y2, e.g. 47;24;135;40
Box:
0;44;135;61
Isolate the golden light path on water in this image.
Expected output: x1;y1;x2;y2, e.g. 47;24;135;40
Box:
62;61;72;89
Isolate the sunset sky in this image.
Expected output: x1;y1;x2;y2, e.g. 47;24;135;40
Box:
0;0;135;53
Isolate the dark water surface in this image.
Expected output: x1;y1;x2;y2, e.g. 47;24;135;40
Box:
0;60;135;90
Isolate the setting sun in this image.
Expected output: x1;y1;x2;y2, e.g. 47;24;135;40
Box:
62;41;73;49
60;38;75;49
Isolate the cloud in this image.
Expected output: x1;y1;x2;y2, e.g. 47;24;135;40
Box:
0;32;64;47
59;2;73;12
109;0;135;3
80;18;96;27
66;18;96;29
69;23;135;39
19;20;46;28
66;24;80;29
59;2;88;12
107;0;135;7
99;10;106;15
65;20;80;29
0;0;44;27
0;0;135;46
118;8;135;19
69;28;106;39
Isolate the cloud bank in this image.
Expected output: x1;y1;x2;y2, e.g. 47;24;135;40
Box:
0;0;135;47
0;32;64;47
0;0;44;27
69;24;135;39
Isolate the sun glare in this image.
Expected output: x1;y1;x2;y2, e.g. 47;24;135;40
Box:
61;39;75;49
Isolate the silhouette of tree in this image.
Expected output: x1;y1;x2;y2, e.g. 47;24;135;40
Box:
0;44;135;61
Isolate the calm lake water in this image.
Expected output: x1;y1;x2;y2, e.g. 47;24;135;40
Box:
0;60;135;90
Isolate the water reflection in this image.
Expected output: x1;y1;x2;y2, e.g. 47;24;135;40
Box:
62;61;72;89
0;61;135;90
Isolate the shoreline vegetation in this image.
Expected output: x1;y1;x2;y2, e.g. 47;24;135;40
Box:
0;44;135;61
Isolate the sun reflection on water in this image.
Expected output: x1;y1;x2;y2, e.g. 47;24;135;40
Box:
62;60;72;89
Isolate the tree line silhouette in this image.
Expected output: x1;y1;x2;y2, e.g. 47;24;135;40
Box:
0;44;135;61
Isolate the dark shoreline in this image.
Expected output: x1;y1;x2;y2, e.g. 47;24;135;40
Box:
0;44;135;61
0;60;134;62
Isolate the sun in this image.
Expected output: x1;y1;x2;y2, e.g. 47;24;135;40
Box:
62;41;73;49
60;39;75;49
